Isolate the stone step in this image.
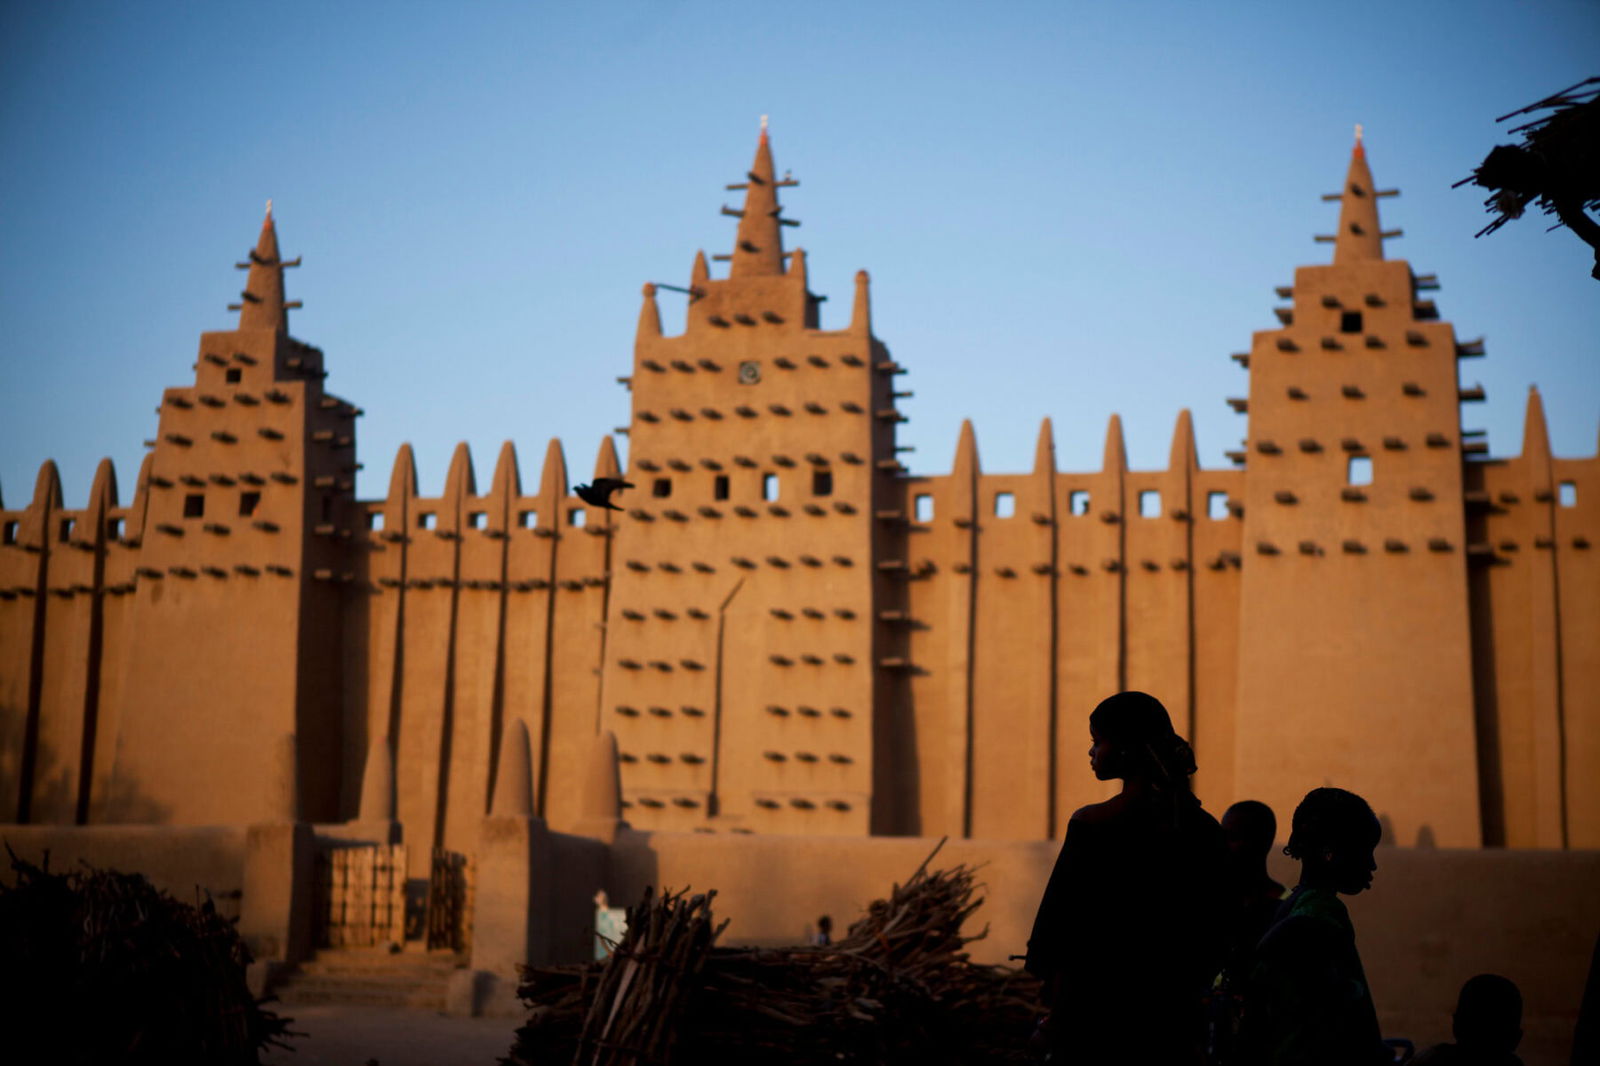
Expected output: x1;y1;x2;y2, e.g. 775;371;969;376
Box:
273;967;456;1011
297;959;462;977
275;980;448;1011
285;972;454;993
298;950;464;977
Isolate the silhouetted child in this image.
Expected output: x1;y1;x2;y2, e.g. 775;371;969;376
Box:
1210;800;1288;1063
1238;786;1389;1066
1223;800;1288;970
1412;974;1523;1066
811;914;833;947
1026;691;1227;1065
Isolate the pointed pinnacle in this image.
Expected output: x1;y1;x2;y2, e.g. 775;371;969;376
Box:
730;124;785;277
1333;132;1384;265
239;205;289;332
1102;414;1128;473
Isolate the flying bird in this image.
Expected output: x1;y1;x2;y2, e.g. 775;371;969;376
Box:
574;478;635;511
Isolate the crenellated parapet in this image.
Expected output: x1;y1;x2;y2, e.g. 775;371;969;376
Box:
897;411;1246;839
1464;388;1600;847
341;435;618;864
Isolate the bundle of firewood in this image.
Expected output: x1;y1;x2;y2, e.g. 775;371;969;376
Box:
0;847;296;1065
504;842;1042;1066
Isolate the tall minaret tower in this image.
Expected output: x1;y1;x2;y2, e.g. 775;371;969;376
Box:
103;206;359;824
1232;131;1483;846
598;124;912;835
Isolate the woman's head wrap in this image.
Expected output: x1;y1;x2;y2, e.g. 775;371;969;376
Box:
1088;691;1198;791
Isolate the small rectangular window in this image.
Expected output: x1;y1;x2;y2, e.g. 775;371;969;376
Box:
812;469;833;497
418;511;436;530
1069;491;1090;516
914;494;934;523
59;517;75;541
239;491;260;517
713;475;729;501
569;508;587;527
225;367;243;384
106;517;124;540
1139;490;1161;518
183;494;205;518
366;511;385;531
1559;481;1577;508
994;492;1015;518
763;474;779;501
3;520;19;544
1207;491;1230;520
1348;456;1373;486
518;510;537;528
1340;310;1363;334
653;478;672;498
467;511;486;530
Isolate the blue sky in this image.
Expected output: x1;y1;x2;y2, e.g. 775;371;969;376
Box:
2;1;1596;506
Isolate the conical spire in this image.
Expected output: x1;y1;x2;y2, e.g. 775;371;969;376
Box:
490;720;534;817
32;459;63;512
1168;409;1197;471
443;441;476;503
850;270;872;335
491;440;522;500
573;731;626;842
87;458;119;543
729;118;786;278
1032;418;1056;477
1101;414;1128;473
538;438;568;501
386;443;418;501
1333;127;1384;265
594;434;621;481
953;419;980;478
238;202;291;332
636;282;662;340
1521;386;1551;464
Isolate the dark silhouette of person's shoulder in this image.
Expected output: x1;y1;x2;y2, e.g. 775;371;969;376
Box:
1069;795;1129;826
1186;802;1224;835
1258;892;1347;959
1413;1044;1522;1066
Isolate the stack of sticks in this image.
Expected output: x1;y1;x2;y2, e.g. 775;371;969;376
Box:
0;846;297;1065
504;841;1042;1066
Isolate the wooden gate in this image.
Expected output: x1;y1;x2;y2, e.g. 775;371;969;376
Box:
426;847;474;953
313;843;406;948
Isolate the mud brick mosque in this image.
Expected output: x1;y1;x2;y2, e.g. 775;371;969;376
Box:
2;125;1596;886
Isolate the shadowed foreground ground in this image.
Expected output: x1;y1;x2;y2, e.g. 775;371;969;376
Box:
259;1004;1578;1066
261;1005;514;1066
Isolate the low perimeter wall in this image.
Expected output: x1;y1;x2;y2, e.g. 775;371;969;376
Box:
2;824;249;901
611;832;1600;1061
0;822;314;967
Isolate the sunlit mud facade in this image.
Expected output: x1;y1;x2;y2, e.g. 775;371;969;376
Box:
2;133;1595;854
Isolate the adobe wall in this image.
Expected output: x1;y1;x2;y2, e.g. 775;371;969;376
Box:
344;436;616;877
0;823;248;900
1;821;315;966
1234;249;1482;846
1343;846;1600;1057
610;830;1599;1051
1468;401;1600;848
603;262;902;837
900;417;1247;840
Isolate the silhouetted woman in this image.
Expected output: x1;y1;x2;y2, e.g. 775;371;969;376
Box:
1025;691;1226;1064
1239;787;1389;1066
